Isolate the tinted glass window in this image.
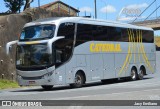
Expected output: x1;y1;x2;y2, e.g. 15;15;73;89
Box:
16;44;52;71
76;24;93;46
107;27;122;41
127;29;153;43
57;22;75;40
142;30;154;43
55;23;75;67
76;23;153;44
127;29;137;42
20;25;55;41
121;28;128;42
92;25;107;41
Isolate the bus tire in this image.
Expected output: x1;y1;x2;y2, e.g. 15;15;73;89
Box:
41;85;53;90
70;72;84;88
130;67;138;81
138;67;145;80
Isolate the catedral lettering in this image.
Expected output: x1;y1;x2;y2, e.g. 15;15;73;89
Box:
90;43;122;52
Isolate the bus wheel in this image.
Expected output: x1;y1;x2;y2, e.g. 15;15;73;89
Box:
130;67;138;81
41;85;53;90
70;72;84;88
138;67;145;80
138;69;144;80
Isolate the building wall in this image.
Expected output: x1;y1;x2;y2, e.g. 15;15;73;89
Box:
0;8;70;80
45;3;77;16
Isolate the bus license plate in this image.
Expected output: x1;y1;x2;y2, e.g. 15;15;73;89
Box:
29;81;35;85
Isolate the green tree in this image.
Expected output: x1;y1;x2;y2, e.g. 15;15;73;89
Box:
4;0;24;13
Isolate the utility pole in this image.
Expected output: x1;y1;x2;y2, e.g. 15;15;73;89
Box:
78;7;79;16
19;0;20;13
94;0;97;19
38;0;40;8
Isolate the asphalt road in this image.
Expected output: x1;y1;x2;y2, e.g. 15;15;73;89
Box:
0;52;160;109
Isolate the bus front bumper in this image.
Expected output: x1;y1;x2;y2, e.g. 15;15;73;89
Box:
17;71;55;86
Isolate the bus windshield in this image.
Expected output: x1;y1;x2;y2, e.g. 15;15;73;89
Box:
16;44;53;70
20;25;55;41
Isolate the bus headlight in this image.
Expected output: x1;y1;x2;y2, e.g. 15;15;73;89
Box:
17;74;22;79
42;71;53;79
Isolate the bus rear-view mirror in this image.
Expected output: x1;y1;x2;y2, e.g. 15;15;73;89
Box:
6;40;18;55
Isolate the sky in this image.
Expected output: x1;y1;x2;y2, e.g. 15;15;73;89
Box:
0;0;160;35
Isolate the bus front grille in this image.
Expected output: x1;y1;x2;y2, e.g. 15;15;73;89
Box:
21;76;43;80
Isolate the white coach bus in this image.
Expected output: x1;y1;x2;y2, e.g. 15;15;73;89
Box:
6;17;156;90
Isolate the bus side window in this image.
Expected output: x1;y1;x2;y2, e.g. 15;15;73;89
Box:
142;30;154;43
92;25;107;41
57;23;75;40
107;27;127;42
121;28;128;42
55;40;66;67
76;24;93;46
55;23;75;67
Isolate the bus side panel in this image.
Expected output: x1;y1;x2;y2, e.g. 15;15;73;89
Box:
85;55;91;82
66;56;76;84
90;54;103;81
76;54;92;82
145;43;156;74
103;53;115;79
115;53;127;78
143;54;156;75
137;43;156;75
55;65;66;85
151;60;156;74
76;55;86;67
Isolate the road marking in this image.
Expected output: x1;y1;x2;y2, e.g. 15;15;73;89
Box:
55;88;160;100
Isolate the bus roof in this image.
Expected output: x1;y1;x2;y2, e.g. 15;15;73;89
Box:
24;17;153;31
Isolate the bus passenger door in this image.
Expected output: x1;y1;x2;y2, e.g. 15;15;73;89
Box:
90;54;103;80
103;54;115;79
54;49;66;85
55;22;75;84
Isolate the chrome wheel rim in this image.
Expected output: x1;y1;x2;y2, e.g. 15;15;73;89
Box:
131;70;136;80
75;75;82;85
